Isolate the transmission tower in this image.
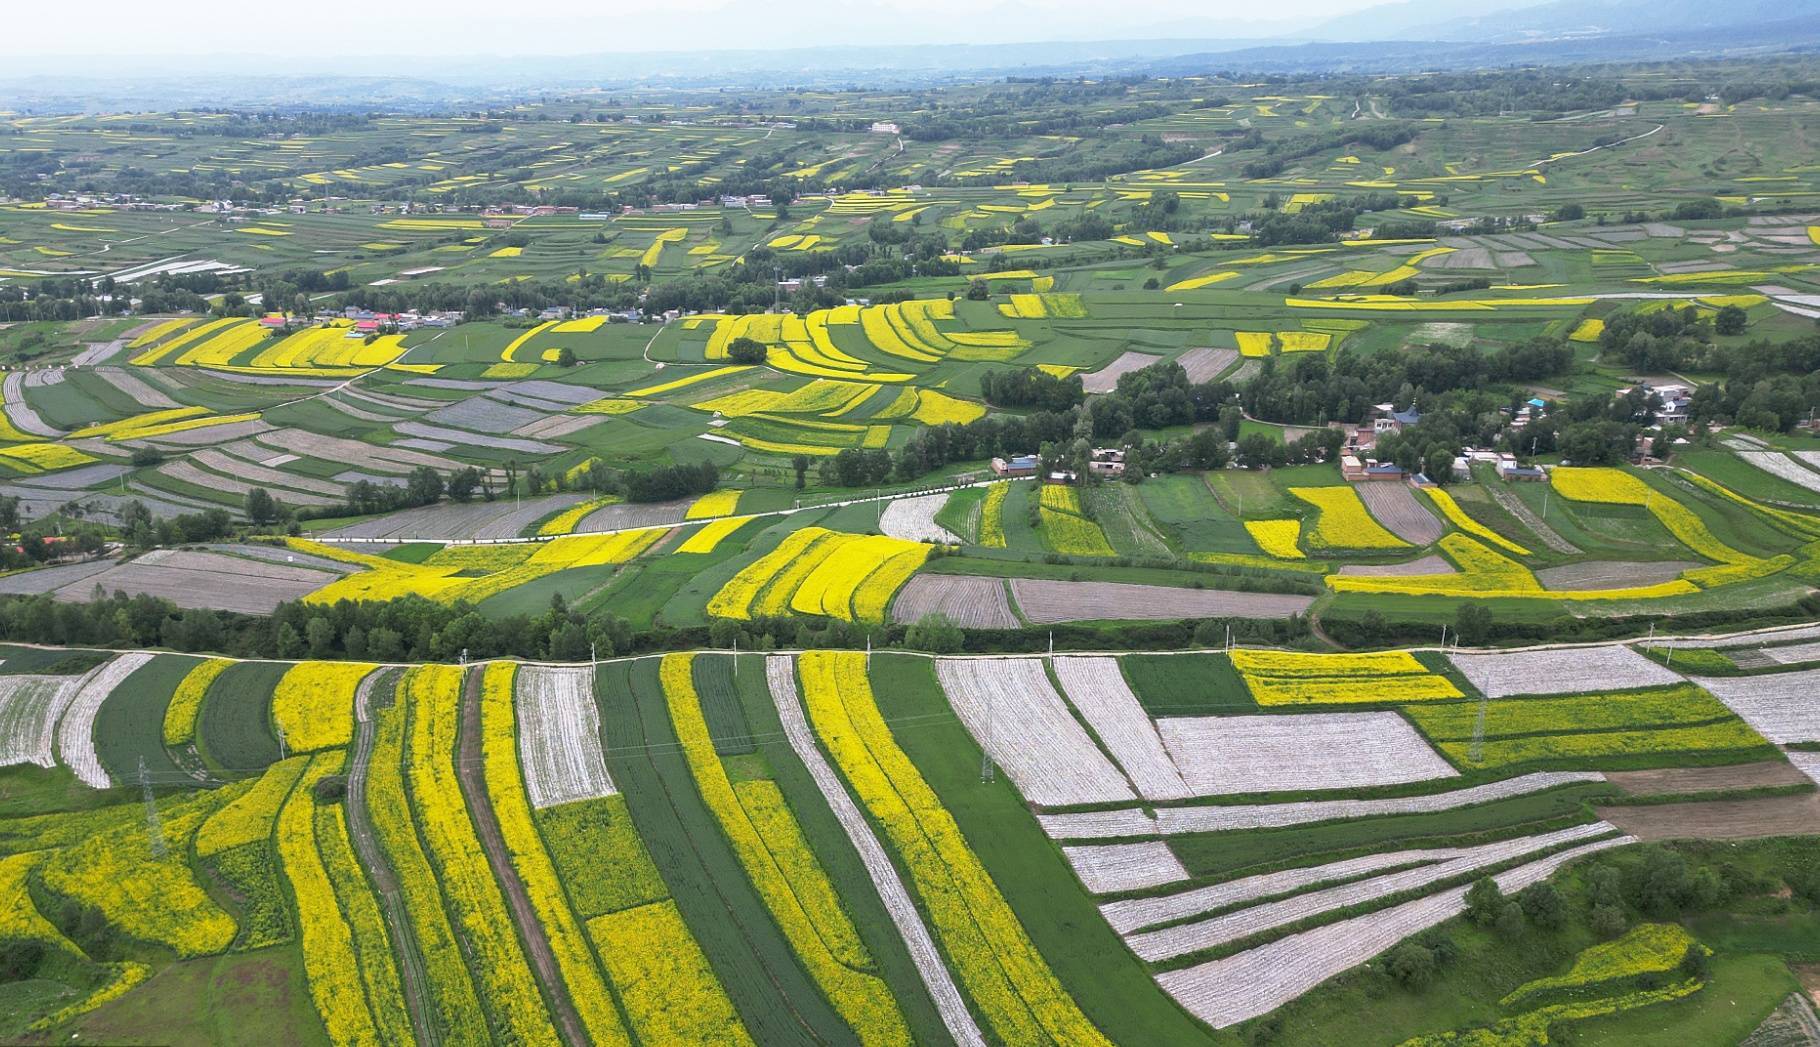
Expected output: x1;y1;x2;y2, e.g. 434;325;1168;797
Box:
140;757;167;860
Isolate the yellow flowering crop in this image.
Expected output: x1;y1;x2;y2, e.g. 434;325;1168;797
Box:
71;406;207;440
401;665;560;1047
162;657;231;746
42;796;236;957
687;489;742;519
1037;484;1116;557
588;901;754;1046
660;655;909;1046
1231;649;1462;706
314;801;414;1041
195;754;309;857
1290;486;1410;550
798;652;1114;1047
1245;519;1305;558
366;681;488;1034
980;482;1009;548
0;443;96;473
1236;332;1275;357
0;853;80;956
1422;488;1530;556
278;752;410;1046
677;516;748;554
1503;924;1702;1005
481;664;633;1047
271;662;376;753
911;390;987;426
709;527;930;623
1233;650;1429;675
298;529;662;606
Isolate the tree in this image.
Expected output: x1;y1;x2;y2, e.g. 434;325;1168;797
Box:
905;613;964;653
1715;305;1747;336
1519;883;1568;931
1455;603;1493;645
792;454;811;490
1590;903;1628;938
726;336;767;365
405;466;444;506
554;346;578;367
448;467;480;504
965;279;990;301
305;616;335;658
1385;941;1437;989
245;487;276;526
1465;877;1505;926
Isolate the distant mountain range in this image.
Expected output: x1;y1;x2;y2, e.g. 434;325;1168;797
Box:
2;0;1819;110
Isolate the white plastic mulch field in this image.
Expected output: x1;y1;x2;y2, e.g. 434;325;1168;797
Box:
934;657;1136;806
1156;711;1458;796
878;493;960;544
515;665;617;809
1061;841;1189;895
1696;667;1820;743
1447;644;1681;698
1052;656;1191;800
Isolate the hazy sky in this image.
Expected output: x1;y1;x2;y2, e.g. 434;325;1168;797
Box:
0;0;1371;57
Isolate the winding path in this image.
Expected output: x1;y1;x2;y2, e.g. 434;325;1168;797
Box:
454;667;588;1047
344;668;439;1046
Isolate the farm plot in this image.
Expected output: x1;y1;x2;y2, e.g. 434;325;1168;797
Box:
1102;846;1467;935
1740;451;1820;493
56;652;153;788
1404;684;1758;754
0;672;90;770
878;493;960;544
1597;792;1820;840
1009;579;1314;624
1052;657;1191;800
934;657;1136;806
708;526;930;624
1156;711;1458;796
1448;645;1682;698
1353;483;1443;546
515;665;616;809
762;656;987;1047
324;493;584;540
50;549;335;614
1335;554;1455;577
0;559;114;596
393;420;560;456
1535;560;1698;590
1696;667;1820;743
155;459;343;509
1753;639;1820;665
1153;835;1634;1029
889;575;1018;629
1175;347;1238;384
1062;842;1189;895
573;498;696;534
1081;351;1162;394
1290;486;1410;551
1229;649;1462;706
1037;771;1609;839
1126;822;1616;963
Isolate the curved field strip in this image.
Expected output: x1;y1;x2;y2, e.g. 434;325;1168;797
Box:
593;657;851;1044
401;665;559;1046
479;664;631;1047
660;653;912;1046
799;651;1115;1047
